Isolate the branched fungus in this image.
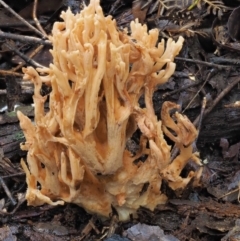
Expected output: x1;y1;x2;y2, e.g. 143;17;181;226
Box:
18;0;202;221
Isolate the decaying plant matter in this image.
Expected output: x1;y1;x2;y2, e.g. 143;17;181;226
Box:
17;0;202;221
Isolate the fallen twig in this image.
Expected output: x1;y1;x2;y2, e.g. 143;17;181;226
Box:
162;81;201;99
80;216;100;240
0;70;23;77
0;0;44;38
12;45;44;72
4;42;45;68
0;19;47;28
32;0;48;37
196;96;207;143
183;69;214;113
0;31;51;46
209;57;240;66
175;56;232;70
0;176;16;205
193;76;240;126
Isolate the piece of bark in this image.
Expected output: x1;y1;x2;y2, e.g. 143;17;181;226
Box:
197;106;240;147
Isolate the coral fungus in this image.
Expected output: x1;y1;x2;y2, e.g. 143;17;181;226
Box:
18;0;202;221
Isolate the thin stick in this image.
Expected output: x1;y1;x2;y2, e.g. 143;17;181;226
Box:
175;56;232;70
210;57;240;66
162;81;200;99
106;215;118;238
0;70;23;77
108;0;122;15
32;0;48;37
0;19;46;28
0;31;51;46
195;96;207;143
5;42;44;68
80;216;99;240
0;176;17;205
193;76;240;126
1;173;25;179
0;0;44;38
182;70;213;113
218;186;240;200
12;45;44;72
